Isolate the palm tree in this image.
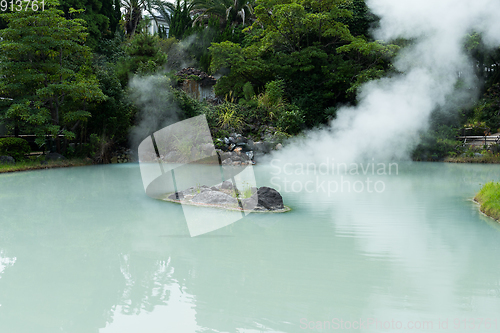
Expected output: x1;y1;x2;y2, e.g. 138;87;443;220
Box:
192;0;254;28
121;0;143;36
121;0;175;37
155;0;196;39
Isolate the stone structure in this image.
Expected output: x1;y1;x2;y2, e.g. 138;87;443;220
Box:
176;68;217;101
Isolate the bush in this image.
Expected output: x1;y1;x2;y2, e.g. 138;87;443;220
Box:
276;104;305;135
257;79;285;109
216;103;243;131
170;88;211;119
411;125;461;161
0;137;31;161
243;82;255;101
489;143;500;155
462;121;490;136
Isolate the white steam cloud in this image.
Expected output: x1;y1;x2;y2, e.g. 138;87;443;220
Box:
128;34;203;151
129;75;180;151
271;0;500;164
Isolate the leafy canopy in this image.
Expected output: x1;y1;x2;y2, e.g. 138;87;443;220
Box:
209;0;398;125
0;0;105;148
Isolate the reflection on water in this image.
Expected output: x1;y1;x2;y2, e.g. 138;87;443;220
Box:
0;163;500;332
0;251;16;280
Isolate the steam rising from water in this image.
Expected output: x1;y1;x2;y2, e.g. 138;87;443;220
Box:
128;34;201;151
271;0;500;164
129;75;179;151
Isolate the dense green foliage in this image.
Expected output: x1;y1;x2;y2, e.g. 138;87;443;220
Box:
470;83;500;132
0;137;31;161
87;60;135;146
58;0;119;49
411;127;461;161
467;33;500;91
168;0;194;39
115;33;168;86
475;182;500;221
209;0;397;126
464;34;500;132
411;107;465;161
0;1;105;152
0;0;498;164
411;34;500;161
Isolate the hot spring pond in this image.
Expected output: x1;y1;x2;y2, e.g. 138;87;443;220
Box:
1;162;500;332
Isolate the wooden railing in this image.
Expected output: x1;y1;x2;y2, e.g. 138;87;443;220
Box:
457;135;500;145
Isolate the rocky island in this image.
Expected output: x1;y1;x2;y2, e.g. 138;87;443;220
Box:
162;180;290;213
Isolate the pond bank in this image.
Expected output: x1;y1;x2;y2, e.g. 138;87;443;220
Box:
474;182;500;222
445;155;500;163
0;158;93;173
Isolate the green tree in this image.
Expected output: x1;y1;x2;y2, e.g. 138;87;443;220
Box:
87;59;135;146
471;83;500;132
58;0;114;49
115;33;168;86
466;33;500;91
122;0;144;36
210;0;397;126
99;0;121;36
0;1;105;152
0;9;9;30
338;0;376;37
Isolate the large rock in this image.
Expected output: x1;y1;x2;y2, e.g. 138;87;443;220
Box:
241;195;258;210
181;187;199;196
235;136;247;144
254;142;272;154
220;180;233;190
256;187;284;210
199;143;215;155
220;151;233;161
191;191;238;206
46;153;66;161
0;155;15;164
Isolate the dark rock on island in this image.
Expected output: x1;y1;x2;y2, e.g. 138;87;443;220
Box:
163;182;288;212
256;187;285;210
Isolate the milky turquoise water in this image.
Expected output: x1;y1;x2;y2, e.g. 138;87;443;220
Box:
1;162;500;333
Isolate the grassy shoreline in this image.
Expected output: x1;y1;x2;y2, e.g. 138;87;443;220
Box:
0;158;93;174
474;182;500;222
444;155;500;163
